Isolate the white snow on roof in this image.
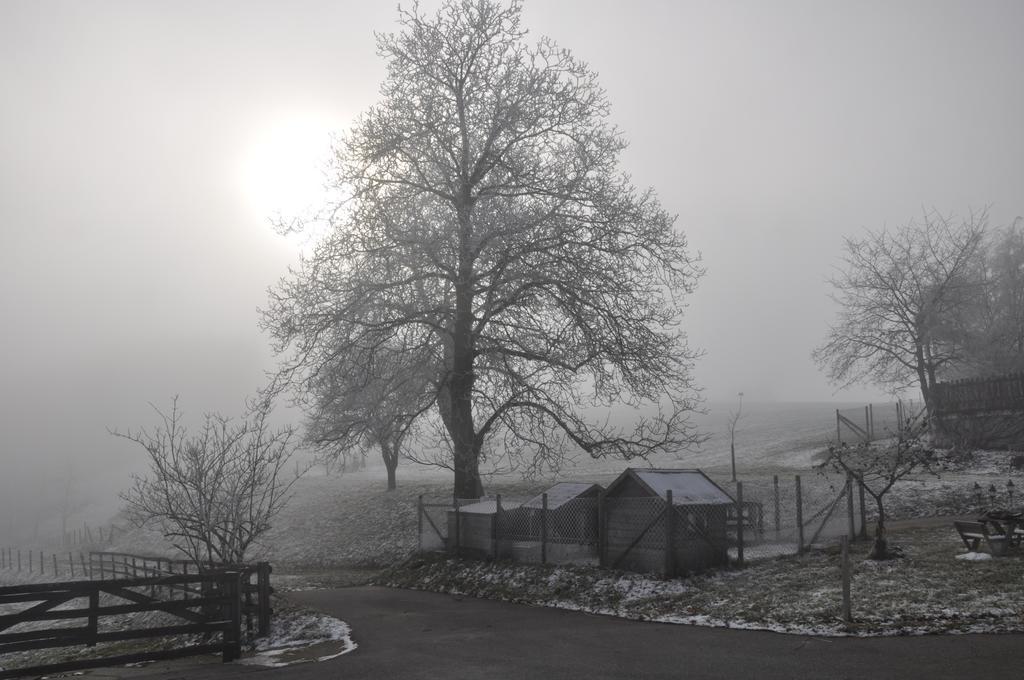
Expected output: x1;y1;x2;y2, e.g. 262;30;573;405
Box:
523;482;601;509
632;469;733;505
454;500;499;514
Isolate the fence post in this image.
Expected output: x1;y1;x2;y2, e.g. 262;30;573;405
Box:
664;490;675;577
88;589;99;647
223;572;243;662
846;474;856;541
52;553;58;577
864;406;870;442
40;551;44;576
80;552;88;579
18;549;21;572
773;475;780;538
840;535;852;624
597;491;606;567
257;562;272;637
541;493;548;565
69;552;75;578
454;502;461;554
493;494;502;559
858;481;868;541
735;482;744;568
795;475;804;554
417;494;424;552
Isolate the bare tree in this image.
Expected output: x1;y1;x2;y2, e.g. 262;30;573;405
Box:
820;417;934;559
305;343;437;491
726;392;743;482
813;209;988;415
263;0;705;498
114;397;301;567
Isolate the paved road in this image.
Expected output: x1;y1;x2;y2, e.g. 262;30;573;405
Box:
105;586;1024;680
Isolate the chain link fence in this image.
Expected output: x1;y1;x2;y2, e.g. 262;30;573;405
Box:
416;473;868;576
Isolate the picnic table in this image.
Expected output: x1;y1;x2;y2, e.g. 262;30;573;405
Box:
979;510;1024;549
954;510;1024;556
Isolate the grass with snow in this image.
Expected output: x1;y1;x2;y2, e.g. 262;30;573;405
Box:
379;524;1024;636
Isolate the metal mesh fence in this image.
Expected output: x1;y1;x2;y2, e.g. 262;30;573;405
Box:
415;475;869;572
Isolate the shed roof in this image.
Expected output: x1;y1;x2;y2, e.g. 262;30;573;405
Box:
609;468;734;505
522;482;603;509
453;500;499;515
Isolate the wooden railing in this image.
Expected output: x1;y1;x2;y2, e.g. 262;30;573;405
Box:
0;571;244;679
86;552;273;637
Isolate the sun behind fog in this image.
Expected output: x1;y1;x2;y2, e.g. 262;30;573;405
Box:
238;114;339;226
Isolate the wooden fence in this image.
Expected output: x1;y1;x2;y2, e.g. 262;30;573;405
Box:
0;571;245;679
932;372;1024;415
86;552;273;638
0;550;272;639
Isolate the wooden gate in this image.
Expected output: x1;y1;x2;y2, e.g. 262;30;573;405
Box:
0;571;244;679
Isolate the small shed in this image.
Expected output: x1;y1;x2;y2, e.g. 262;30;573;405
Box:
522;482;603;540
447;499;499;558
603;468;733;576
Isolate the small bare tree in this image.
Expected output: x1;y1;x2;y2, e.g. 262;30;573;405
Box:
727;392;743;482
114;397;301;568
820;417;934;560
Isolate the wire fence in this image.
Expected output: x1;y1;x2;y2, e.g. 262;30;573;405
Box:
835;401;924;444
416;472;869;576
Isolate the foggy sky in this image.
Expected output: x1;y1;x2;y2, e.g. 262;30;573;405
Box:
2;1;1023;522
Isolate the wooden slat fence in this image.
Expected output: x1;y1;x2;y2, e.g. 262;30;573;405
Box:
0;571;244;679
932;372;1024;414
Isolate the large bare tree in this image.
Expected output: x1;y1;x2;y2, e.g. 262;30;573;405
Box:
263;0;704;498
813;209;988;415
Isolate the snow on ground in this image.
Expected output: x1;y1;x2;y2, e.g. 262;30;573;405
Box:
380;522;1024;637
241;607;356;667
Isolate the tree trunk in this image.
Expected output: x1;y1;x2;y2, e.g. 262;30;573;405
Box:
449;198;483;500
380;442;398;492
869;495;888;559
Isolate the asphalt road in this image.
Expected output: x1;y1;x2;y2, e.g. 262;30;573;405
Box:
107;586;1024;680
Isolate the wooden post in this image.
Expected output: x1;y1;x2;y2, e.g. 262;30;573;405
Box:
417;494;424;552
864;406;870;443
795;475;804;554
541;493;548;565
52;553;58;577
869;403;875;440
17;549;21;572
664;490;675;577
30;550;33;573
840;536;852;624
858;480;868;541
257;562;272;637
223;572;242;662
88;590;99;647
597;490;606;567
80;552;88;579
846;474;856;541
40;551;44;575
735;482;745;568
69;552;75;578
493;494;502;559
454;502;461;554
773;474;780;538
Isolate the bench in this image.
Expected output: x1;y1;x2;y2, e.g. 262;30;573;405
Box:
953;520;1008;556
